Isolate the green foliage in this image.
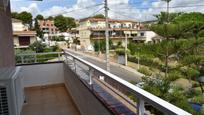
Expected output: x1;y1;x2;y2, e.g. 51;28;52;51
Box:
138;67;152;76
46;16;54;20
54;15;76;32
52;36;65;41
34;18;43;38
191;95;204;104
155;12;182;24
93;39;113;52
167;70;182;81
29;41;46;53
92;14;105;18
115;48;130;55
15;49;35;64
180;66;200;80
17;11;33;28
73;38;80;45
11;12;18;19
36;14;44;20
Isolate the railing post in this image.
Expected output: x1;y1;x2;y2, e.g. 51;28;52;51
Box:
21;56;24;64
73;58;77;72
137;98;145;115
89;67;93;85
34;53;37;63
58;52;61;61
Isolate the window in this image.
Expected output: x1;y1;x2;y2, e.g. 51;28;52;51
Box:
140;32;145;36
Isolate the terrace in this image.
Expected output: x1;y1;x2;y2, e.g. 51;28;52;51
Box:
1;51;191;115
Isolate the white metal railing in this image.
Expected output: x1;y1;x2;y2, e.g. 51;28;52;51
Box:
63;49;191;115
16;52;62;65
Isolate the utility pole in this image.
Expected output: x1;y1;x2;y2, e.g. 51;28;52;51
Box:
124;32;128;66
105;0;110;71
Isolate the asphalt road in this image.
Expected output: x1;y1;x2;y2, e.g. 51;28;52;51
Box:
67;51;142;83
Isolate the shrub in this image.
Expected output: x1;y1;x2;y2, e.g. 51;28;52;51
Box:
115;48;130;55
138;67;152;76
167;70;182;81
29;41;46;53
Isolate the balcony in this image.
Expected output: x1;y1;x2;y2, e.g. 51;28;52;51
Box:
1;51;191;115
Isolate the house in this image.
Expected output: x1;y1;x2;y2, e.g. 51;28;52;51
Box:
12;18;36;48
39;20;58;34
133;29;162;43
78;18;142;50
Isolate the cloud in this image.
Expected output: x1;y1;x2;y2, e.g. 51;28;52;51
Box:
19;3;40;17
11;0;204;21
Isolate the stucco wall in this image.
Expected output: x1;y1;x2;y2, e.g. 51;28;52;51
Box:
20;63;64;87
63;63;111;115
0;1;15;68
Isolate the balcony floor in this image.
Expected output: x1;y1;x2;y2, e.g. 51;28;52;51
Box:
21;84;80;115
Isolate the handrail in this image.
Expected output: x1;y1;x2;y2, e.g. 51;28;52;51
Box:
16;52;62;56
63;49;191;115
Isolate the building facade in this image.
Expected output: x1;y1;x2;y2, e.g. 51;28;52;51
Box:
133;30;162;43
12;19;36;48
39;20;57;34
78;18;142;50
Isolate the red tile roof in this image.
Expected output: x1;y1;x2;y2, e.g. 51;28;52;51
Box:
13;31;36;36
80;18;137;23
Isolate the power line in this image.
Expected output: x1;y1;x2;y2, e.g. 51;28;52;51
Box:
50;3;104;17
86;7;104;18
111;4;204;10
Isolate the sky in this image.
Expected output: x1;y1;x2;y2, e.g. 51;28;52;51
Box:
10;0;204;21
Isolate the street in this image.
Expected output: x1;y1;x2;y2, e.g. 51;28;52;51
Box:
67;50;142;83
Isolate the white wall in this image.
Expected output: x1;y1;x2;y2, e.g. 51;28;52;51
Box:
20;63;64;87
146;31;157;43
12;22;28;31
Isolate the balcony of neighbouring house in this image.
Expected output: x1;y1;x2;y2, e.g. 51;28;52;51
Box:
0;51;191;115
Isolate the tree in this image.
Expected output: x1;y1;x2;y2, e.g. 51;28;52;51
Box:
29;41;46;53
66;17;76;29
18;11;33;29
34;18;43;39
54;15;76;32
11;12;18;19
36;14;44;20
92;14;105;19
46;16;54;20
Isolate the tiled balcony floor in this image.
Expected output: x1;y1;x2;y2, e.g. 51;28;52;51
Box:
21;84;80;115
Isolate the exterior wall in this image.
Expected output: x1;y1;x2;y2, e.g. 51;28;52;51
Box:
12;22;28;31
146;31;157;42
39;20;57;34
136;31;157;43
63;63;111;115
30;36;36;44
21;63;64;87
13;36;19;47
0;1;15;68
79;30;91;49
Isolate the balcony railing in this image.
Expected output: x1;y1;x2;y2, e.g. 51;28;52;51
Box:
63;49;191;115
15;51;192;115
15;52;62;65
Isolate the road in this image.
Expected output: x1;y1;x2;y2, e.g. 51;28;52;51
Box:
67;51;142;83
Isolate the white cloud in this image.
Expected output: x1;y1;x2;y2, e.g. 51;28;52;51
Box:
11;0;204;21
19;3;40;17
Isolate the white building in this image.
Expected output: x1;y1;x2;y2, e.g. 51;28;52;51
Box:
12;19;36;48
133;30;162;43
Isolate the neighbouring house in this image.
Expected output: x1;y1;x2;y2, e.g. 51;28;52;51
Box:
12;18;36;48
78;18;142;51
39;20;58;35
133;29;163;43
